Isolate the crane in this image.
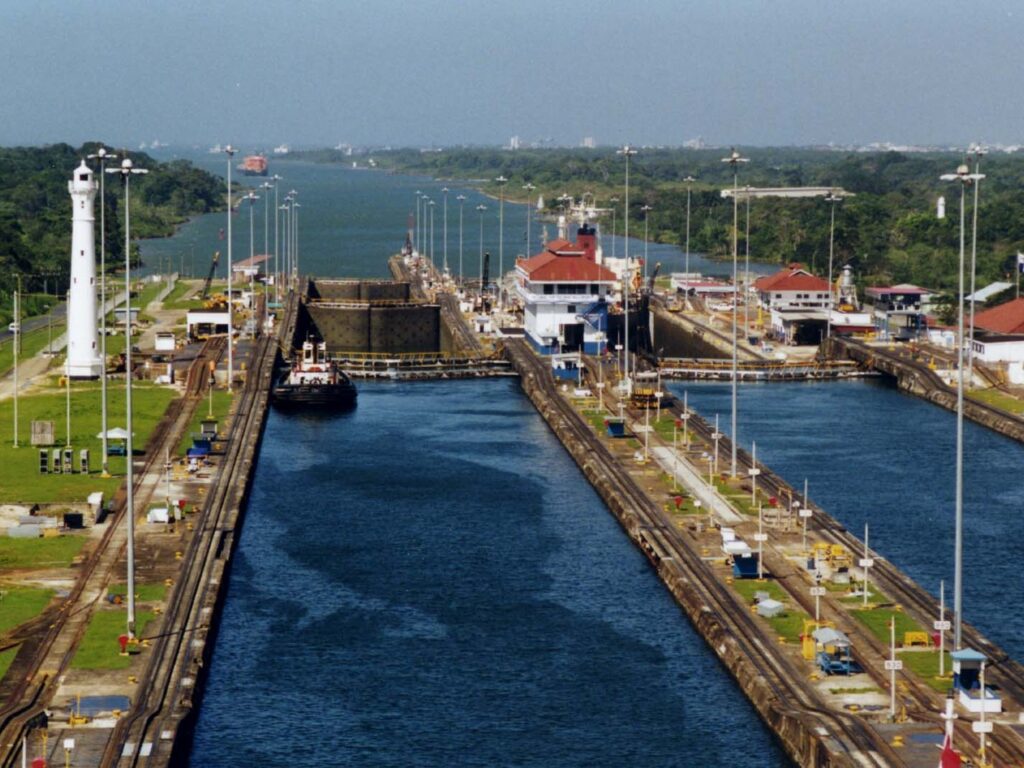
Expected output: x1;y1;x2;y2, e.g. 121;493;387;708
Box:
200;251;220;300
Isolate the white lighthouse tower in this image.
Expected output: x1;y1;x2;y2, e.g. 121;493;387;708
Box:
66;160;103;378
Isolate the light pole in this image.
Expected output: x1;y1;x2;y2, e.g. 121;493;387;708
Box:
428;199;435;277
442;187;449;276
414;190;421;257
609;196;619;263
292;201;301;285
476;204;487;289
87;147;117;475
246;191;260;318
496;176;508;308
641;204;653;281
824;192;844;344
107;155;148;639
456;194;466;286
940;162;983;649
684;176;695;285
280;200;290;293
11;276;18;448
421;193;429;261
617;145;637;394
743;187;751;337
223;146;235;388
271;175;281;304
967;144;986;384
523;182;536;255
722;149;749;478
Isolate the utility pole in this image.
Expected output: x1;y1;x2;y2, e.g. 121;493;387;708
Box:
224;146;235;389
617;145;637;395
12;275;19;448
722;149;749;478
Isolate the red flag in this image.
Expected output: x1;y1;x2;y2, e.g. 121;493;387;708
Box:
938;733;961;768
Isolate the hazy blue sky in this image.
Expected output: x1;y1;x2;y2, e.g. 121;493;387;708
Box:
2;0;1023;149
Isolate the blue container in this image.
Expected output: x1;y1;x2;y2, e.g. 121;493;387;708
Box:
605;419;626;438
732;553;760;579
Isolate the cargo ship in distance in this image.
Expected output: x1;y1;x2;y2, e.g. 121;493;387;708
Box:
273;338;357;409
239;154;268;176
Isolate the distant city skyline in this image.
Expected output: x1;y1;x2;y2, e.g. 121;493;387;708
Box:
2;0;1024;149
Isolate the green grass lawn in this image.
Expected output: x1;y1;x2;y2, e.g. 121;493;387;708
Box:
0;646;18;681
0;382;177;502
177;390;232;455
71;608;156;669
108;582;167;602
971;388;1024;415
0;321;66;378
0;536;86;572
0;586;54;631
166;281;226;311
850;607;923;644
899;649;953;692
731;578;808;642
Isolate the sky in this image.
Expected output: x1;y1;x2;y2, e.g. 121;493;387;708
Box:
1;0;1023;149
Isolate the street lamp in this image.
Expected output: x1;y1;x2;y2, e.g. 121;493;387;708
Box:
743;186;752;337
609;196;619;263
617;144;637;393
421;193;430;261
722;148;749;478
107;155;148;639
428;198;436;277
87;147;117;476
940;162;984;649
246;191;260;319
223;146;236;387
442;187;449;276
456;194;466;286
683;176;696;286
280;199;291;292
523;182;536;255
824;192;845;343
967;144;986;383
476;203;487;289
270;175;282;304
641;204;653;281
496;176;508;308
291;201;301;284
414;190;422;258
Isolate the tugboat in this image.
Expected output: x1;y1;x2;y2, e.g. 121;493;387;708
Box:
272;338;357;409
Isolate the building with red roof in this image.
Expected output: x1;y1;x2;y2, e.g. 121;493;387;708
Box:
516;224;617;354
753;263;831;310
972;297;1024;335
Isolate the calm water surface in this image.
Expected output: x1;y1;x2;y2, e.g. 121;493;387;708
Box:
188;380;787;766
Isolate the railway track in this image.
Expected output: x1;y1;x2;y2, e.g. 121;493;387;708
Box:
0;339;225;768
645;371;1024;764
510;340;899;766
100;330;276;767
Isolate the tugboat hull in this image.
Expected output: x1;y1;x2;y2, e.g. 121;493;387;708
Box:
272;380;357;410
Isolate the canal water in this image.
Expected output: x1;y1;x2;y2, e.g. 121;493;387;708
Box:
672;378;1024;657
188;380;788;766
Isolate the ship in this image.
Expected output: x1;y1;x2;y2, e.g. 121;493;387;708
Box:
239;154;268;176
272;338;357;409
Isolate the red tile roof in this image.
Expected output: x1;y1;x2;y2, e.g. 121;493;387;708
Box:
517;251;617;282
754;266;830;293
973;297;1024;334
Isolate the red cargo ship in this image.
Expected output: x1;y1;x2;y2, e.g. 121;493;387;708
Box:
239;154;268;176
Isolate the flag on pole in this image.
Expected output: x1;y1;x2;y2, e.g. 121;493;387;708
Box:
938;733;961;767
1017;251;1024;273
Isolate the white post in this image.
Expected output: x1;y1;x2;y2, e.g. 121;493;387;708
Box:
890;617;898;719
938;580;947;677
713;413;721;477
12;279;18;448
65;295;71;448
442;187;449;275
643;403;650;462
683;390;689;446
224;146;235;389
684;177;694;298
618;146;637;395
749;440;759;504
799;478;812;553
273;175;281;305
755;504;766;580
862;523;872;607
978;661;988;765
723;150;748;478
88;148;117;475
497;176;507;309
672;418;678;491
457;194;466;285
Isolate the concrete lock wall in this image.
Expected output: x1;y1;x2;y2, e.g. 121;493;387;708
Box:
369;305;439;353
651;308;730;359
311;279;411;302
306;305;372;351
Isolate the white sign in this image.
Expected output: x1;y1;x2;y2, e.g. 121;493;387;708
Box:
799;509;813;518
972;721;994;734
884;660;903;671
753;533;768;542
748;468;761;476
859;558;875;568
934;620;951;631
810;587;827;597
711;432;721;440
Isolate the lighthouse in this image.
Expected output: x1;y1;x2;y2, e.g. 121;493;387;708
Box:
66;160;103;378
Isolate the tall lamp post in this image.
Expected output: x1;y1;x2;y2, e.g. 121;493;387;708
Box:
722;148;749;478
442;187;449;276
246;191;260;317
617;145;637;393
967;144;986;383
940;162;983;650
476;204;487;287
428;199;435;276
270;175;282;304
280;198;291;292
421;193;430;261
824;192;844;344
414;190;422;258
683;176;695;283
496;176;508;309
743;187;752;336
523;182;536;255
11;275;19;448
291;201;301;285
87;147;117;475
107;156;148;638
223;146;235;387
609;196;619;263
456;194;466;285
641;204;653;281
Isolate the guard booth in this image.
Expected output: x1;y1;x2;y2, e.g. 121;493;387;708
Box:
812;627;859;675
952;648;1001;713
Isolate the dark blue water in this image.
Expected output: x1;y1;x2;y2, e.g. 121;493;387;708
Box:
673;378;1024;654
188;380;787;766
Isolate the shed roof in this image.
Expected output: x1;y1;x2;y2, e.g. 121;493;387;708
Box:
973;298;1024;335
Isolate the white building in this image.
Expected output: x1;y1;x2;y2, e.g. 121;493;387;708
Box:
515;225;617;354
753;263;831;311
66;160;103;378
